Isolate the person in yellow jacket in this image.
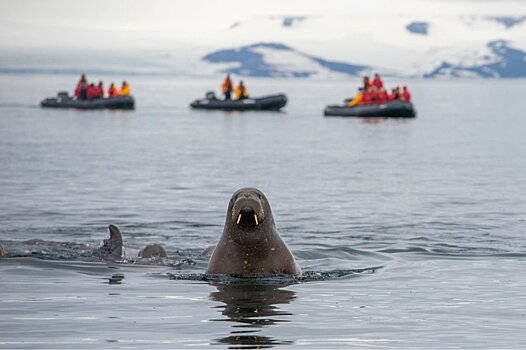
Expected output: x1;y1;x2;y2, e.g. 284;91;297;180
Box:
233;80;249;100
118;81;131;96
347;90;363;107
221;74;233;100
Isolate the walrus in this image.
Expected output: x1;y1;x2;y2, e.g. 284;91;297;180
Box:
7;225;165;261
207;188;301;276
19;224;123;261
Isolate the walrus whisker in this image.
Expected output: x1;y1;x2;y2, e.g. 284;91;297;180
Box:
237;213;242;225
254;214;259;225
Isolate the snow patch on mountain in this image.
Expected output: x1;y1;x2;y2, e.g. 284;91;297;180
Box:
203;43;367;78
424;40;526;78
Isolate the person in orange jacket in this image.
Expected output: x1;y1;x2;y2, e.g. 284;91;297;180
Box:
118;81;130;96
234;80;249;100
107;82;119;97
221;74;233;100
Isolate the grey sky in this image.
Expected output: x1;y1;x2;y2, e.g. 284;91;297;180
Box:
0;0;523;51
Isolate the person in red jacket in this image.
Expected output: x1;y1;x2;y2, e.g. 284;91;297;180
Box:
97;81;104;99
362;89;372;104
107;82;119;97
74;74;88;100
86;84;98;100
372;73;383;89
402;86;411;102
362;75;373;92
378;87;389;103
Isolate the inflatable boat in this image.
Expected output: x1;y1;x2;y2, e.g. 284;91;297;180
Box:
190;93;287;111
41;92;135;110
324;100;416;118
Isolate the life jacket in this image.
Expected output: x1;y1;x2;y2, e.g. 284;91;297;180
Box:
380;90;389;103
221;78;233;93
371;89;381;104
108;86;119;97
362;91;372;104
86;85;97;100
119;84;130;96
74;81;87;98
234;84;248;99
348;92;363;107
373;77;383;89
403;90;411;102
74;83;81;98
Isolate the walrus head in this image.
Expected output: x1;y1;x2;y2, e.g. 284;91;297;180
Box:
225;188;275;243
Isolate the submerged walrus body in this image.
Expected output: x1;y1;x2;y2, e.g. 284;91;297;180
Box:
18;224;124;261
207;188;301;276
1;225;166;261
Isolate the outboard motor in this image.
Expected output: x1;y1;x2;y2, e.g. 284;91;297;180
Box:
57;91;70;101
205;91;216;100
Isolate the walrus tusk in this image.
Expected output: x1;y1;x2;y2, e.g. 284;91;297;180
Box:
254;214;259;225
237;213;242;224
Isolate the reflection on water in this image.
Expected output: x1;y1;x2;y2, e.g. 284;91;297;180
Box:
209;283;296;348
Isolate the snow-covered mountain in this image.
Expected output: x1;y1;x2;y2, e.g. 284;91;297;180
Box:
1;0;525;78
203;43;366;78
199;12;526;79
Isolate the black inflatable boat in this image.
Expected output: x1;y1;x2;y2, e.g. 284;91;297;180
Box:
324;100;416;118
190;93;287;111
41;92;134;110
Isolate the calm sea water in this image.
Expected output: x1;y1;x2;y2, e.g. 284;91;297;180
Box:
1;74;526;349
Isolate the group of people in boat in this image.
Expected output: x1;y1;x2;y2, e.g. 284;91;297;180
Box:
74;74;131;101
348;73;411;107
221;74;249;100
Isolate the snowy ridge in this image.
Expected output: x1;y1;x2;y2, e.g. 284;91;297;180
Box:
203;43;366;78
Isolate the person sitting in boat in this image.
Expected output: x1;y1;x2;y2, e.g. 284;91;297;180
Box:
234;81;249;100
362;89;373;104
379;87;389;103
362;75;373;91
118;81;130;96
389;87;401;101
347;88;363;107
401;85;411;102
372;73;384;89
107;82;119;97
86;83;99;100
97;81;104;99
221;74;233;100
74;74;88;100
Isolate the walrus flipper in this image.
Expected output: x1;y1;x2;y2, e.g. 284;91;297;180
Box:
97;225;123;261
